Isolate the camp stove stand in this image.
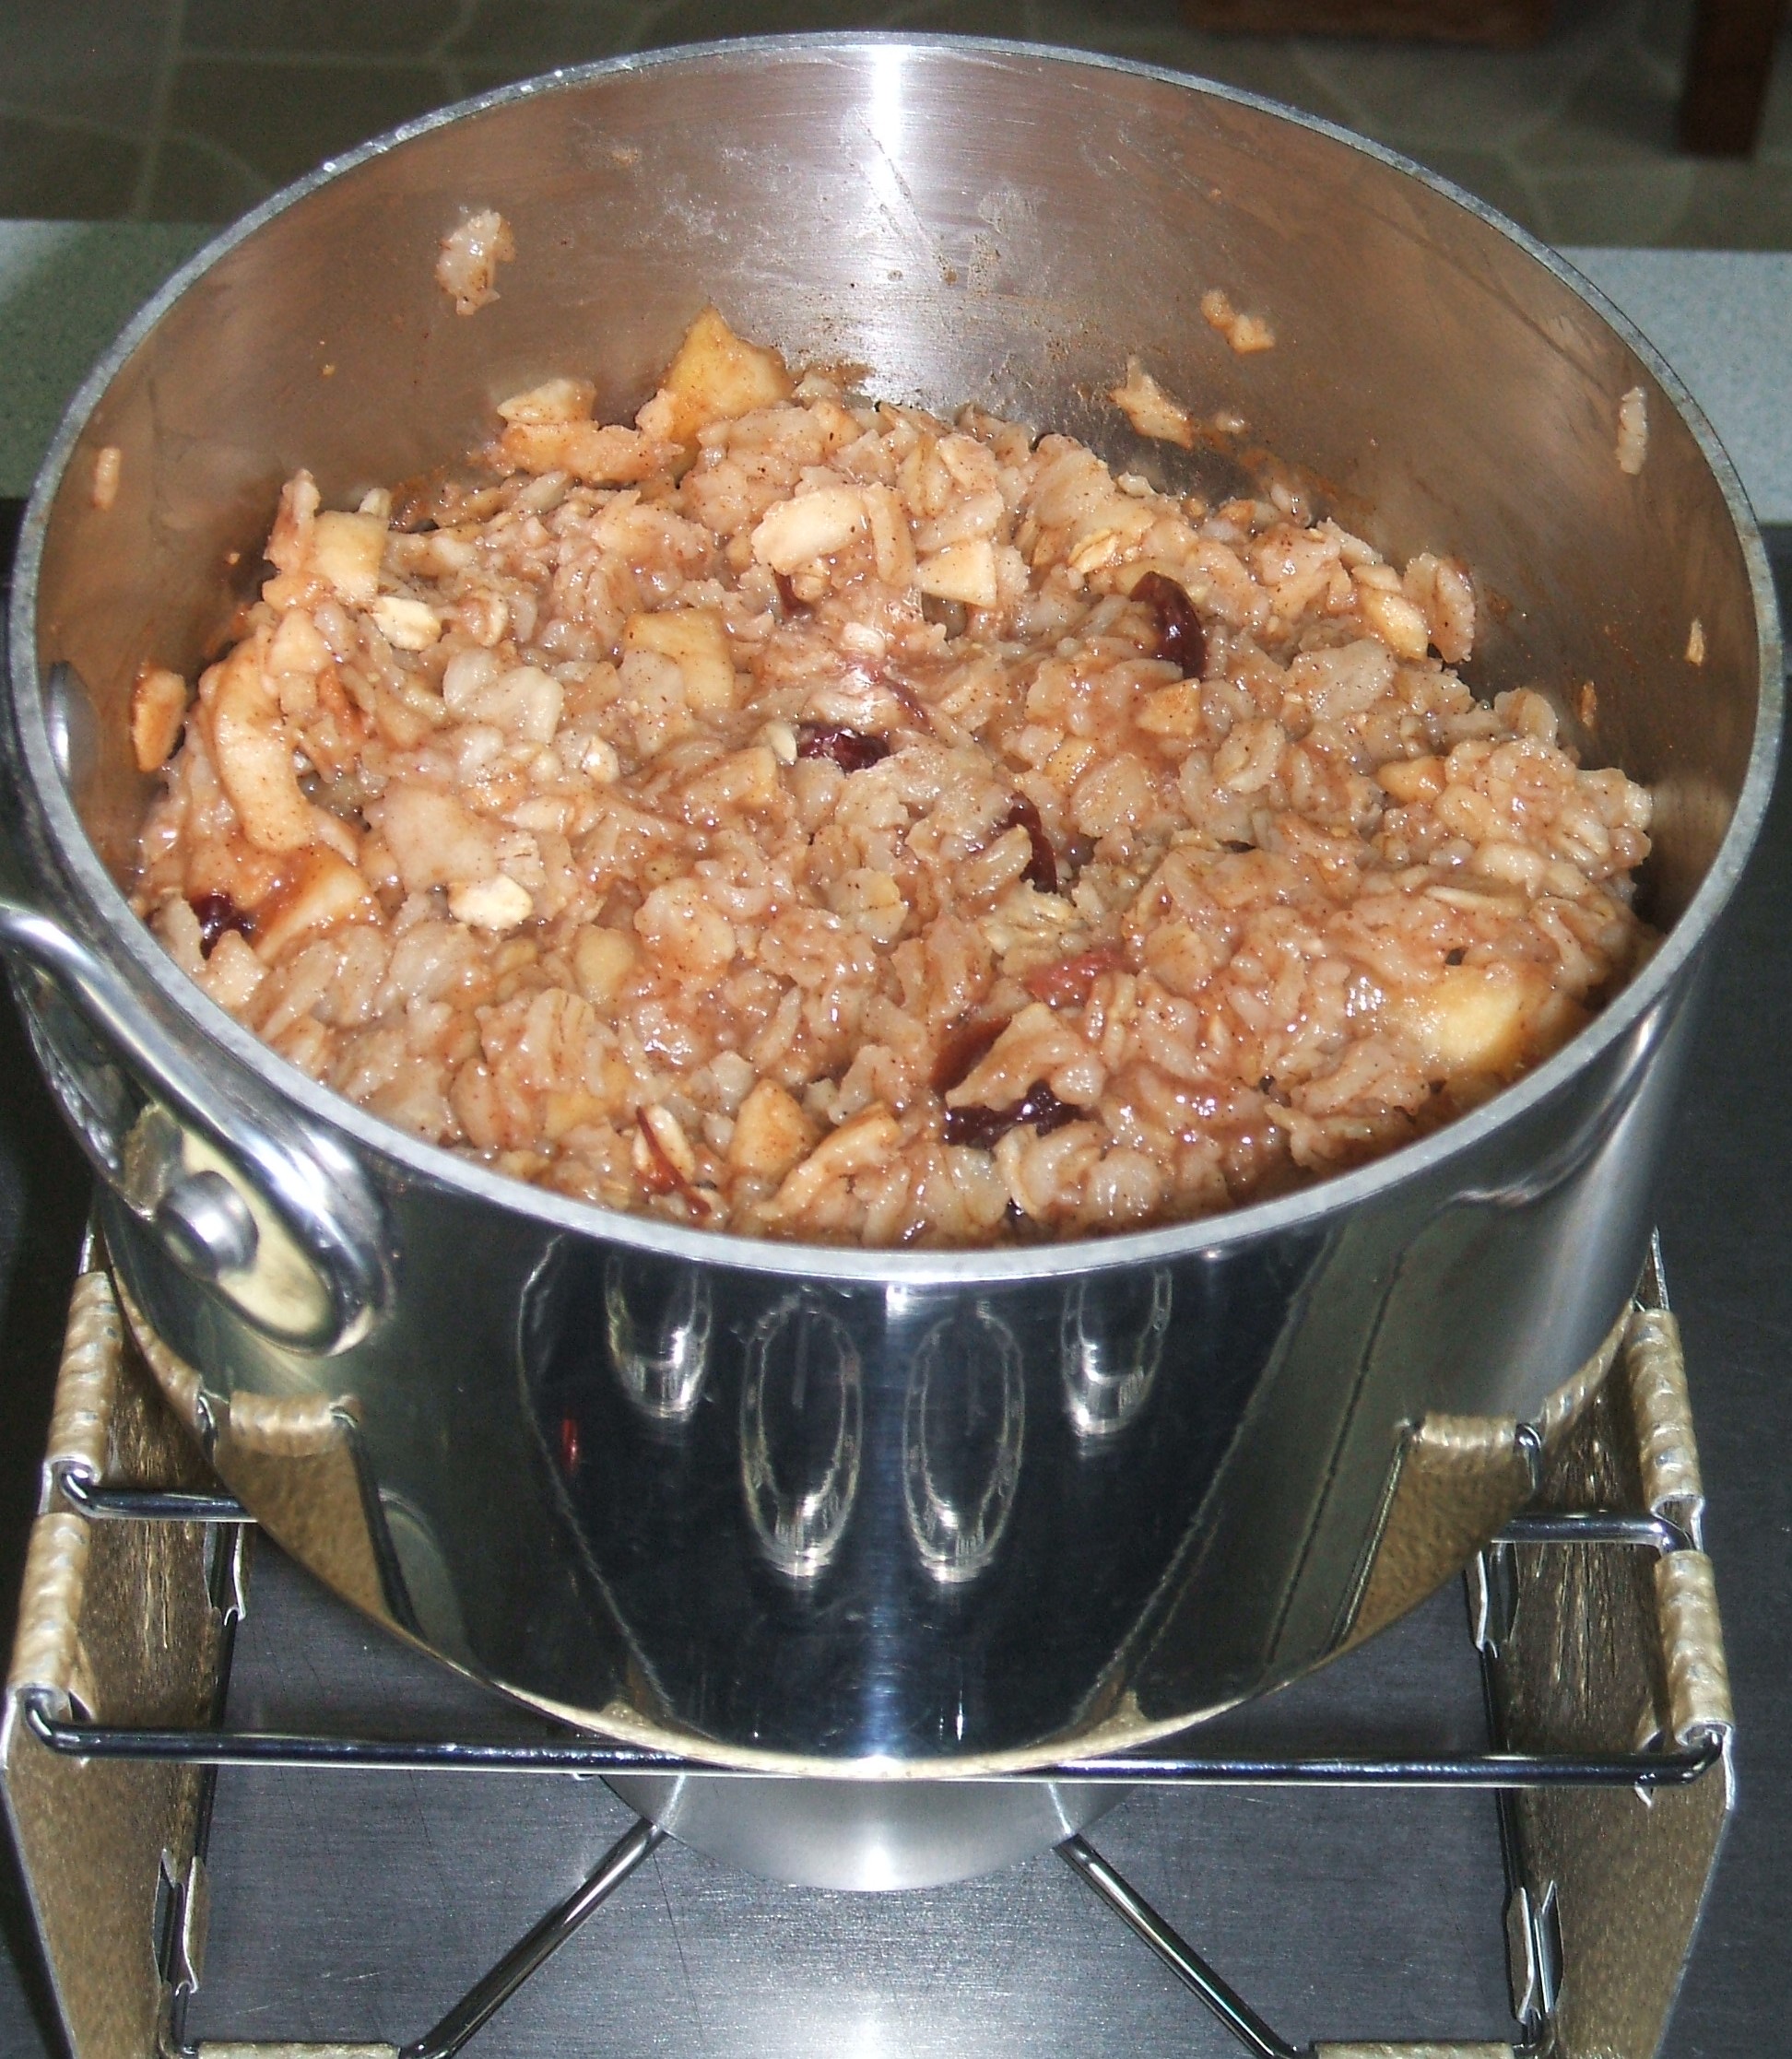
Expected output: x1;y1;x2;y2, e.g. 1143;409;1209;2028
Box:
2;1233;1733;2059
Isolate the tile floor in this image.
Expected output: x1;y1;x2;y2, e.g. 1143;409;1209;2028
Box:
0;0;1789;245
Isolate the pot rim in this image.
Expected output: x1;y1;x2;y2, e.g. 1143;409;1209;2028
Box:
8;32;1783;1289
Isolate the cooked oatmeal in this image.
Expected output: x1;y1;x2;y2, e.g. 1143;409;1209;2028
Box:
131;312;1655;1245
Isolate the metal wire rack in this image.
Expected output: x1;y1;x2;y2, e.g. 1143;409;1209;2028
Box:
3;1242;1733;2059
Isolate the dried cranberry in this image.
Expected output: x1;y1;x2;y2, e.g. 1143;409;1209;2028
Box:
996;795;1057;895
796;724;890;774
188;891;253;959
1133;571;1207;680
944;1080;1080;1151
932;1015;1010;1095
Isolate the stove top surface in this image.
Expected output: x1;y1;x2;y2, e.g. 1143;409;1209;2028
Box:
188;1547;1515;2055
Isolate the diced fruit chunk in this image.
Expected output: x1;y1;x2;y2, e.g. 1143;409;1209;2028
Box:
449;876;534;932
1376;755;1446;806
1390;967;1527;1073
1355;580;1431;661
727;1078;818;1179
1108;358;1197;449
572;925;638;1006
207;639;315;854
750;487;867;573
131;664;190;772
622;608;736;712
497;376;595;424
636;306;794;449
312;511;386;603
253;848;375;961
916;540;998;608
499;419;672;483
370;594;442;650
373;786;498;892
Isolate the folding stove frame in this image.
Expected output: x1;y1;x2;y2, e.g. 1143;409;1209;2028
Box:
2;1236;1733;2059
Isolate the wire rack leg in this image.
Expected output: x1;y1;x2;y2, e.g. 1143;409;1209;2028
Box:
399;1817;666;2059
1057;1833;1299;2059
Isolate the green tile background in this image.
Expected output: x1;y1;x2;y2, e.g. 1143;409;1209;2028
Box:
0;0;1789;246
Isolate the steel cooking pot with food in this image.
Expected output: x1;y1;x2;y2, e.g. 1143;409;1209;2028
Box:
1;38;1778;1887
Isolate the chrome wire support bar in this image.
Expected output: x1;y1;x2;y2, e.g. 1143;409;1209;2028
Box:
1058;1831;1539;2059
394;1818;665;2059
171;1818;667;2059
17;1686;1724;1789
1057;1833;1299;2059
50;1464;252;1526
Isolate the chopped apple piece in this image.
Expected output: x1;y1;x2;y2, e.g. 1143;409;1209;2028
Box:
622;608;736;712
370;594;442;651
207;638;315;854
1355;580;1432;661
572;925;639;1006
130;664;190;772
372;786;498;892
728;1078;818;1180
497;376;595;424
750;487;867;574
1390;967;1528;1074
1108;358;1197;449
1137;681;1205;739
1376;755;1446;806
253;848;375;961
916;539;998;608
267;608;331;676
499;418;672;484
636;306;794;449
449;876;534;932
312;511;386;604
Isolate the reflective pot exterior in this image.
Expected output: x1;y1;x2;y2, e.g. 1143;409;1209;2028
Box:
94;977;1698;1770
4;41;1780;1781
599;1775;1127;1890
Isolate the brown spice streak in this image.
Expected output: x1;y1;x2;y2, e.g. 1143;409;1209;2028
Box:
1022;945;1126;1008
932;1015;1010;1095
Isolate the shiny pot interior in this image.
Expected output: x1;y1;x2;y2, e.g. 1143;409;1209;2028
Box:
4;42;1780;1863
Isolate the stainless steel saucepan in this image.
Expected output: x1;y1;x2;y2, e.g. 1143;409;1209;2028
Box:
1;37;1778;1889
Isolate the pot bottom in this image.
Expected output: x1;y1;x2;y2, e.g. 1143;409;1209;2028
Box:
605;1774;1128;1890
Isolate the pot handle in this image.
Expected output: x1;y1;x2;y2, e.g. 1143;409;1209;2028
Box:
0;896;395;1354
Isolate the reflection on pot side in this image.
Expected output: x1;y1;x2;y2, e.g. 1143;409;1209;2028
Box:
741;1296;863;1582
517;1241;1288;1759
604;1249;711;1423
902;1304;1026;1585
1061;1270;1173;1441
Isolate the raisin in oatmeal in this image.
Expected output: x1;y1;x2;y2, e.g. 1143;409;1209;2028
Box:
130;311;1655;1246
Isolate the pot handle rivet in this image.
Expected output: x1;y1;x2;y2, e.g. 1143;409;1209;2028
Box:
155;1171;259;1282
